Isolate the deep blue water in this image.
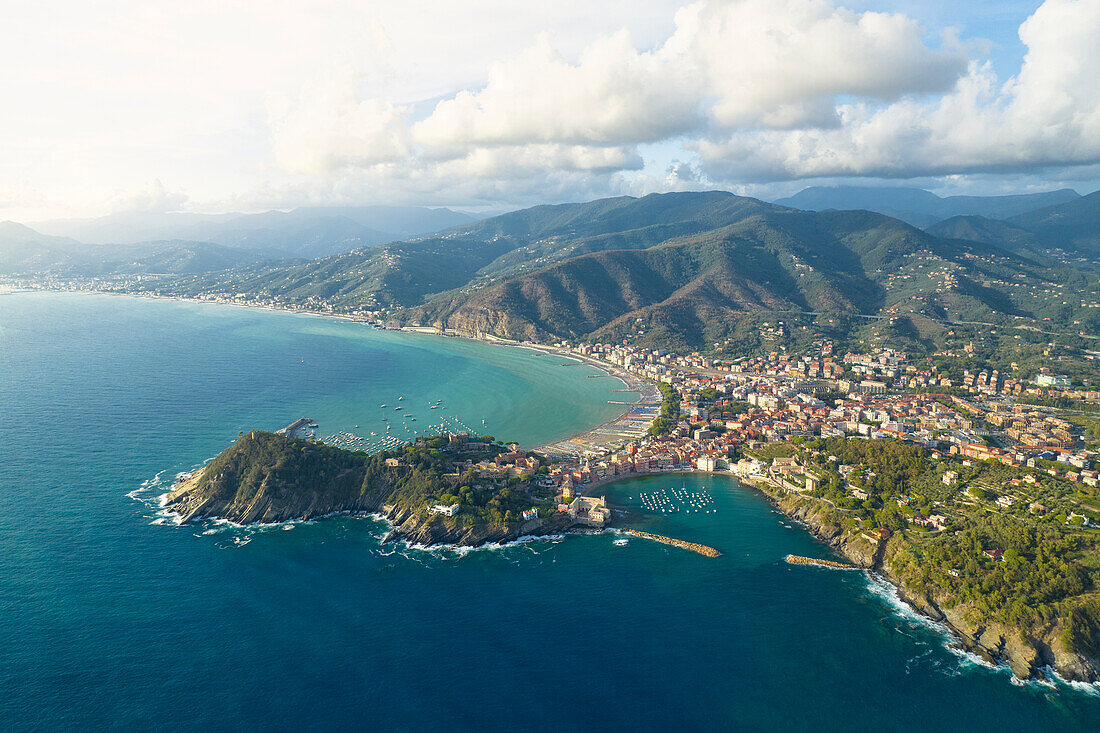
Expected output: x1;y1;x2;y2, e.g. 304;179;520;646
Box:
2;291;1099;731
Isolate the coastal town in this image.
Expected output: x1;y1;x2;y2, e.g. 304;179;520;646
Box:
10;1;1100;723
348;328;1100;578
536;339;1097;492
20;278;1100;527
10;255;1100;685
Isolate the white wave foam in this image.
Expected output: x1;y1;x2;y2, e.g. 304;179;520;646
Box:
945;645;1000;671
1037;666;1100;695
401;532;568;556
864;574;956;639
860;574;1100;695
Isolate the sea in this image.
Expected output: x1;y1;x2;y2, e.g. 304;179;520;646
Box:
2;291;1099;731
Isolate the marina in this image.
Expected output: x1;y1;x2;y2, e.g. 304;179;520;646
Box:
634;486;716;514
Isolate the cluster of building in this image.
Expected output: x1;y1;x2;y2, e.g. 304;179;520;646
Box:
534;341;1098;508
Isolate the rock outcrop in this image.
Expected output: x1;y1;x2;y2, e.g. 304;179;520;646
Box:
751;477;1100;684
166;430;555;548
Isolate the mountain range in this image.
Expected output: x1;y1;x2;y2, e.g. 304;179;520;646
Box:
115;189;1099;352
5;186;1099;352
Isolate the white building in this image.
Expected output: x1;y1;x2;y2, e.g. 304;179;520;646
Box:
432;503;460;517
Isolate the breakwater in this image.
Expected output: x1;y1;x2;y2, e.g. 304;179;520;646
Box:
785;554;861;570
276;417;315;438
624;529;720;557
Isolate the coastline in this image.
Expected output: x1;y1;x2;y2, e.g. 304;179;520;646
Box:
17;286;658;455
732;470;1100;685
34;286;1089;685
595;464;1100;686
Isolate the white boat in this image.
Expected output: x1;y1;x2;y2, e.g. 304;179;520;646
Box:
613;538;628;546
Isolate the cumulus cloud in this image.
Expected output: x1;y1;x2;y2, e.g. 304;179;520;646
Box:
411;30;702;148
695;0;1100;181
6;0;1095;220
672;0;966;129
269;71;412;175
269;0;971;188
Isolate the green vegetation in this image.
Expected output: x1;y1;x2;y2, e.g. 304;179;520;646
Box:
763;435;1100;658
93;190;1100;364
648;381;681;436
1009;189;1100;259
175;430;553;526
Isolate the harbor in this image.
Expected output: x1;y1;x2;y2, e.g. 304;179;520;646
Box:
275;417;316;439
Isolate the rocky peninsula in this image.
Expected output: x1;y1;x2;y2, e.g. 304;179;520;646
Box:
167;430;575;547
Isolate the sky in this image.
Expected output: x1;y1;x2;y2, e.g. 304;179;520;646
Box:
2;0;1099;221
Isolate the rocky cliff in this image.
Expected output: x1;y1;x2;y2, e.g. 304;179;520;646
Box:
166;431;549;547
751;478;1100;684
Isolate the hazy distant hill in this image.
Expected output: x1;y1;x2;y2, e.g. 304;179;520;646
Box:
0;222;86;272
30;205;476;258
155;192;788;309
776;186;1081;227
1;205;478;277
0;222;266;276
83;241;265;275
925;215;1044;256
1008;190;1100;258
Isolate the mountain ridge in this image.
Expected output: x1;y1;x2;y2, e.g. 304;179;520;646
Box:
776;186;1081;227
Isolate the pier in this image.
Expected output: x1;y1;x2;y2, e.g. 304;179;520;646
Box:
784;554;861;570
276;417;315;438
624;529;720;557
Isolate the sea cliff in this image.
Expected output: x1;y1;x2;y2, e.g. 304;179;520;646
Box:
749;477;1100;684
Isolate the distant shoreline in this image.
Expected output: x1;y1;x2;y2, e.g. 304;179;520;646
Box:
15;286;657;452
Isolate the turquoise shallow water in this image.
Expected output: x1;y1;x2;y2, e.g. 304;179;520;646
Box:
2;291;1100;731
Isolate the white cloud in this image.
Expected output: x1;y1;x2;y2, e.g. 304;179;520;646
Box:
266;0;976;200
269;70;413;175
1;0;1097;220
672;0;966;129
410;30;702;148
695;0;1100;180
